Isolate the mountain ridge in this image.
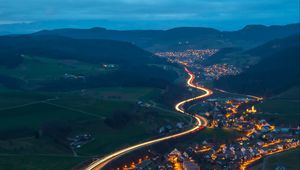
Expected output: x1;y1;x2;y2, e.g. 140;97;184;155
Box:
31;23;300;51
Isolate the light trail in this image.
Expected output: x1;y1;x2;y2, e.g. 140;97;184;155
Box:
85;67;212;170
175;67;213;114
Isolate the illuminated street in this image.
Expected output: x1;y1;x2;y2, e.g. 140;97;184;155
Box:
85;67;212;170
0;1;298;170
85;65;299;170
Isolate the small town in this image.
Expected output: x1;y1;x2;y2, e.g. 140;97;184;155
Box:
0;1;298;169
155;49;218;67
111;97;299;170
203;64;240;80
105;50;299;170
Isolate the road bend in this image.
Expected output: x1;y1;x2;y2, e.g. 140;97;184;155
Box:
85;67;213;170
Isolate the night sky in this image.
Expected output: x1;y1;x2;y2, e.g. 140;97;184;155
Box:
0;0;299;30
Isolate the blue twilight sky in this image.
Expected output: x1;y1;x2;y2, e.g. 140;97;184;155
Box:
0;0;299;30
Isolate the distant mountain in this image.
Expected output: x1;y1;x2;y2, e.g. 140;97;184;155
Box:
0;35;159;68
214;34;300;96
0;20;145;35
32;23;300;51
225;24;300;44
0;20;236;35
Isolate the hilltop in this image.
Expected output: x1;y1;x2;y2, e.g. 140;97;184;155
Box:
33;23;300;51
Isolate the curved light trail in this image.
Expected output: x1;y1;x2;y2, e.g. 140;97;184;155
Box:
85;67;212;170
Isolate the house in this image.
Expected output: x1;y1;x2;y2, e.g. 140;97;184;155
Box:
159;127;165;134
134;160;152;169
182;160;200;170
176;122;184;129
280;128;290;133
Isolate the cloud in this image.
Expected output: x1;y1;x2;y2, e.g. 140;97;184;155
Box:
0;0;298;29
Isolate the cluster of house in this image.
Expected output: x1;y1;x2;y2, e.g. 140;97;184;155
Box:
191;135;299;169
166;148;200;170
63;73;85;80
155;49;218;67
102;64;118;68
137;101;152;108
67;133;94;149
158;122;185;134
187;98;300;169
203;64;240;80
114;97;299;170
134;148;200;170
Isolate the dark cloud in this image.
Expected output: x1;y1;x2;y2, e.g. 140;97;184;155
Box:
0;0;298;29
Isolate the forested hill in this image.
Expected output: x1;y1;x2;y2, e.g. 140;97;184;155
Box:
214;34;300;96
203;34;300;67
0;35;178;91
0;35;160;68
33;23;300;51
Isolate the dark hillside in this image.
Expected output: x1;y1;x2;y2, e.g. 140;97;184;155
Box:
0;35;160;67
0;35;177;90
203;34;300;67
215;45;300;96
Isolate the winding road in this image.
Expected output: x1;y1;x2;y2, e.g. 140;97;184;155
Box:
85;67;213;170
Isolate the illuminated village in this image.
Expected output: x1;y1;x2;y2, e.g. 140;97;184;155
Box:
107;50;300;170
203;64;240;80
111;98;299;170
155;49;218;67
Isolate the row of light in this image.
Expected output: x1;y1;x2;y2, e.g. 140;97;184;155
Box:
85;67;212;170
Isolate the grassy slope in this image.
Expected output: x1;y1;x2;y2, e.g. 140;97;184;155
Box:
0;155;87;170
0;56;107;81
255;86;300;125
0;86;190;170
0;35;157;67
250;148;300;170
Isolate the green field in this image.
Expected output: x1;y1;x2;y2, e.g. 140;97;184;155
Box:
255;86;300;125
167;128;242;153
0;59;243;170
0;155;87;170
190;128;242;143
188;102;211;113
276;86;300;99
0;55;109;81
250;148;300;170
0;86;191;169
0;90;51;108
